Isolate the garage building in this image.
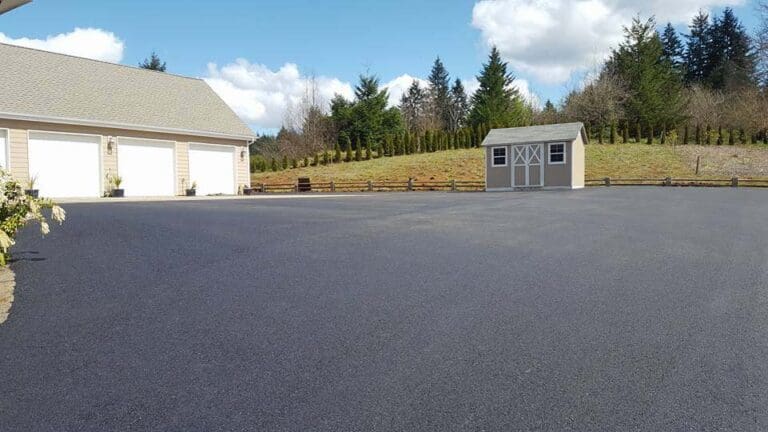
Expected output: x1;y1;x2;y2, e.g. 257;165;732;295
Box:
482;123;586;191
0;42;254;198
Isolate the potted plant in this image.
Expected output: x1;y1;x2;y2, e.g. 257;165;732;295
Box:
25;175;39;198
186;181;197;196
110;175;124;198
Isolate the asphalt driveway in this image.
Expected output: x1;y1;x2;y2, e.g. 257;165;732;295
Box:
2;188;768;431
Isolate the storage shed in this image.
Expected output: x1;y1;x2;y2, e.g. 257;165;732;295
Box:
482;122;587;191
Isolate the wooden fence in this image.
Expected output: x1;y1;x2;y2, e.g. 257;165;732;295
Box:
585;177;768;187
247;177;768;194
249;179;486;194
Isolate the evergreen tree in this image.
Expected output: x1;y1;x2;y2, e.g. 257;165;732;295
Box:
684;11;712;85
707;8;756;90
469;46;529;128
139;52;167;72
355;137;362;161
428;57;452;130
365;138;372;160
607;17;683;137
400;80;428;133
271;158;278;172
661;23;684;70
344;136;352;162
448;78;469;131
334;142;342;163
282;155;289;170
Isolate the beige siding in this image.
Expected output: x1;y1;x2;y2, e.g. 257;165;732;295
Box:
8;128;29;183
103;136;117;193
176;142;190;193
236;146;250;189
485;145;512;189
0;119;249;196
543;140;573;188
571;134;585;188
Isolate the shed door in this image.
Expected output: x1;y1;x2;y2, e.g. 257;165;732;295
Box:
188;144;236;195
117;138;175;196
512;144;543;187
28;132;101;198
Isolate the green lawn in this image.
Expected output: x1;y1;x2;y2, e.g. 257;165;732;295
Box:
251;144;768;184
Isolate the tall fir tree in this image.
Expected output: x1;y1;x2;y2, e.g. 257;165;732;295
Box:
707;8;756;90
399;80;428;133
607;17;683;133
661;23;684;70
468;46;528;128
448;78;469;131
684;10;712;85
427;57;452;130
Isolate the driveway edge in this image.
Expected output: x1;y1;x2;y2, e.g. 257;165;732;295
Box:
0;266;16;324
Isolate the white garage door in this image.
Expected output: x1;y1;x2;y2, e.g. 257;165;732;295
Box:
28;132;101;198
188;144;236;195
0;129;8;169
118;138;175;196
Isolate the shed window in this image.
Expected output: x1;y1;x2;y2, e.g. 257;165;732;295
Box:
492;147;507;167
549;143;566;164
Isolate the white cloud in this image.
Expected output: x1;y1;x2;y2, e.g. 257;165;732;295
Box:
204;59;354;130
382;74;430;107
472;0;744;84
0;27;124;62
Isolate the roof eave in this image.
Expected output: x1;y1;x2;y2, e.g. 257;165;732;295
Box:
0;111;256;142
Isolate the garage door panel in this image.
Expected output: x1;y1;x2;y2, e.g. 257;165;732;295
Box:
28;132;101;198
117;138;175;197
188;144;235;196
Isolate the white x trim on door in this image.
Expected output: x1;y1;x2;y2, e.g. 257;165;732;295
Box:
512;144;544;187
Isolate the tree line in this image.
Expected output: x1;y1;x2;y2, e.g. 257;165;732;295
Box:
550;8;768;145
252;48;531;171
253;5;768;172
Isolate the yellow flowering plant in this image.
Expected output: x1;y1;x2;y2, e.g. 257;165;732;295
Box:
0;170;65;265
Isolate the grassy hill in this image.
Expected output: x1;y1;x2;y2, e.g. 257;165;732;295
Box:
251;144;768;184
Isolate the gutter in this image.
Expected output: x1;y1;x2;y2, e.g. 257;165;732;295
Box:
0;111;256;142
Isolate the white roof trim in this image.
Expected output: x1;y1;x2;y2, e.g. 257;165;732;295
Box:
0;111;255;142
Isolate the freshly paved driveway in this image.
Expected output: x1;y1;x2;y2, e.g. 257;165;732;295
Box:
2;188;768;431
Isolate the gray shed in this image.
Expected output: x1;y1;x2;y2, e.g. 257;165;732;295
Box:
481;122;587;191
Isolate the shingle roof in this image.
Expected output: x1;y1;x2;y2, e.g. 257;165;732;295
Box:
481;123;586;146
0;43;255;140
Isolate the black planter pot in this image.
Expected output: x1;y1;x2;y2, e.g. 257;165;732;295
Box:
111;189;125;198
185;189;196;196
24;189;39;198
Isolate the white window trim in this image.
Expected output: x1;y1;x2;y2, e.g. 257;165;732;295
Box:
0;128;10;170
491;146;508;167
548;142;566;165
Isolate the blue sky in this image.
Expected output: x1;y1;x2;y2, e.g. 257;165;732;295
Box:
0;0;761;132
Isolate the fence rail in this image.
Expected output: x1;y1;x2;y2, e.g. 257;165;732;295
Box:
247;176;768;194
250;179;486;194
586;177;768;187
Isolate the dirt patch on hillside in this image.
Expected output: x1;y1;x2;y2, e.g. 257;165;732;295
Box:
676;145;768;178
0;266;16;325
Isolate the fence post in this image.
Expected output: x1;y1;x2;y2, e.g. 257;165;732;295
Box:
330;180;335;192
695;156;701;175
451;179;456;192
367;180;373;192
260;183;266;193
407;178;413;191
604;177;611;187
664;177;672;186
731;176;739;187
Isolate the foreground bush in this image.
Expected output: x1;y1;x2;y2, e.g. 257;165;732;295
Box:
0;170;65;265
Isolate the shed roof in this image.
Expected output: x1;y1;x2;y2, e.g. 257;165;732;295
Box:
481;123;586;146
0;42;255;140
